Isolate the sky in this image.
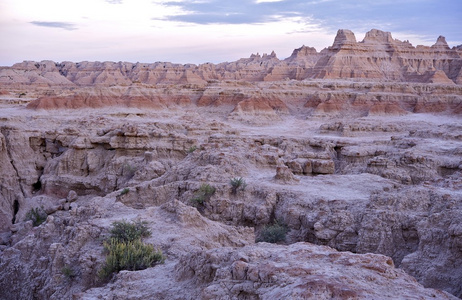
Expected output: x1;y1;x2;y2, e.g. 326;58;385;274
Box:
0;0;461;66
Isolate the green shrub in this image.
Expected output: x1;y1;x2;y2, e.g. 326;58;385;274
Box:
61;265;76;279
110;220;151;243
191;183;216;206
99;220;164;280
256;221;288;243
230;177;247;195
120;188;130;196
187;145;197;153
98;238;164;279
24;207;47;227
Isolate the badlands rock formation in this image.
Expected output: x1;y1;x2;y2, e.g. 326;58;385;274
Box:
0;29;461;299
1;29;462;88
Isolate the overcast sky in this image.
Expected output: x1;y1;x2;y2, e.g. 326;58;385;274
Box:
0;0;461;66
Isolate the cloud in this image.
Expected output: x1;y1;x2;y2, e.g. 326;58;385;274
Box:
30;21;77;31
166;13;261;25
154;0;461;42
105;0;123;4
157;0;308;25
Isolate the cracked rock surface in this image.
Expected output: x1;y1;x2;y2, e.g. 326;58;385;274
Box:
0;99;460;299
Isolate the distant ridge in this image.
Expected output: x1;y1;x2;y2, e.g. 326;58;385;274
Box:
1;29;461;86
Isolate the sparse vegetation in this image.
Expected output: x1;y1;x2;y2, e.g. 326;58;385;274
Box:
24;207;47;227
109;220;151;243
98;238;164;279
230;177;247;195
99;220;164;280
191;183;216;206
187;145;197;153
61;265;76;279
120;188;130;196
256;221;288;244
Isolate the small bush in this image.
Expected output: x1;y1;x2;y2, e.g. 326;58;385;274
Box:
187;145;197;153
61;265;76;279
120;188;130;196
24;207;47;227
99;220;164;280
110;220;151;243
98;238;164;279
191;183;216;206
230;177;247;195
256;221;288;244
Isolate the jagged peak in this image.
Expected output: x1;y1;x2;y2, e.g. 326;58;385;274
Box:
332;29;357;48
432;35;450;49
288;45;318;59
262;51;277;59
248;51;278;62
362;29;394;44
2;29;461;86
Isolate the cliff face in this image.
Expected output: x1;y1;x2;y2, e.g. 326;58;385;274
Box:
22;81;462;116
306;29;462;83
1;29;461;86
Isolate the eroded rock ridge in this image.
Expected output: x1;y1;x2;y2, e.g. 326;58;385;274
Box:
1;29;461;86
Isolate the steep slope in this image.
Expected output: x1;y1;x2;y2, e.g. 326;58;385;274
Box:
24;81;462;116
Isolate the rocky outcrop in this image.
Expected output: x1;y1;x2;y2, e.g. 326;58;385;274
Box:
0;196;254;300
307;29;462;83
0;131;23;232
81;243;457;299
1;29;461;86
332;29;358;48
1;102;461;297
